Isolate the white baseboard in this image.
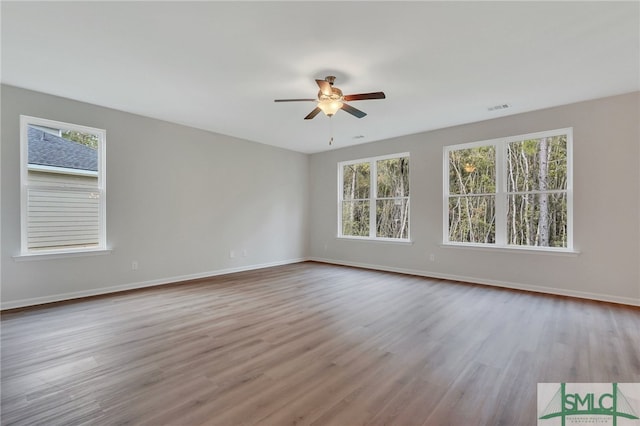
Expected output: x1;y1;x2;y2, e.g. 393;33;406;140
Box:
1;258;306;310
4;257;638;310
308;257;640;307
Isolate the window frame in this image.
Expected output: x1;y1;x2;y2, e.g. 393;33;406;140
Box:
443;128;573;252
337;152;410;242
19;115;107;256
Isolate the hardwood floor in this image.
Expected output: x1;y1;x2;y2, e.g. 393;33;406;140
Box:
1;262;639;425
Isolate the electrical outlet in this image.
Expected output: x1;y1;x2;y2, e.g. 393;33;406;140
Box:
429;254;435;262
132;261;139;270
229;250;236;258
242;249;248;257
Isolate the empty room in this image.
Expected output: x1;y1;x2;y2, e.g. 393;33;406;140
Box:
1;1;639;425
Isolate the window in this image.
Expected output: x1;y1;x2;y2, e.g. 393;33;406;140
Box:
20;116;106;254
444;128;572;250
338;153;410;240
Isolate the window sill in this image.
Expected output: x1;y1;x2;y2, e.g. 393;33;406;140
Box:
13;248;112;262
440;242;579;256
337;236;414;245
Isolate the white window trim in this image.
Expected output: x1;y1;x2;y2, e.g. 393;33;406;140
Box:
337;236;414;245
13;248;112;261
443;128;573;252
337;152;411;242
19;115;107;256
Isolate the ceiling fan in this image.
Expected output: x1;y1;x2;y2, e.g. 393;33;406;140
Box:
274;76;386;120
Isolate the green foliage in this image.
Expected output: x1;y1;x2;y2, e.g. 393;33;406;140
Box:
376;157;409;238
448;135;568;247
448;146;496;243
505;136;567;247
342;157;409;239
507;193;567;247
377;158;409;197
342;163;370;200
376;198;409;239
342;201;369;236
507;136;567;192
448;196;496;243
449;146;496;195
61;130;98;149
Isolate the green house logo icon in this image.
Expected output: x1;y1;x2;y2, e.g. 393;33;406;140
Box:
539;383;639;426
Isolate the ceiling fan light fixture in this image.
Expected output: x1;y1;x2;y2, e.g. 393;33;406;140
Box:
274;76;384;121
318;99;343;116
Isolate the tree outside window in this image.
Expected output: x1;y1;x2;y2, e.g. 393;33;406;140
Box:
445;129;572;250
339;153;410;240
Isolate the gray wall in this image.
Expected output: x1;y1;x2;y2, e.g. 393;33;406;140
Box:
309;92;640;305
1;85;309;308
2;86;638;308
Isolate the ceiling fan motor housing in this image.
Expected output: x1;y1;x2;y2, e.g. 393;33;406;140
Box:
318;87;344;102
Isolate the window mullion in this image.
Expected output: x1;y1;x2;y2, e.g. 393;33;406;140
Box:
337;164;343;237
370;160;377;238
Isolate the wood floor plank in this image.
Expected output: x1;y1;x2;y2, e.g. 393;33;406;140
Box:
2;261;639;425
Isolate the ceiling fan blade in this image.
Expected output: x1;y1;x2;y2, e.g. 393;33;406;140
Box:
315;79;332;96
274;98;316;102
304;107;322;120
341;103;367;118
344;92;386;101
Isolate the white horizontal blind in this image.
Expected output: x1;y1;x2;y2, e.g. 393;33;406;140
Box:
27;187;100;250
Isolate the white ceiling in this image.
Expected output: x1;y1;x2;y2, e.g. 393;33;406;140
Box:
2;1;639;154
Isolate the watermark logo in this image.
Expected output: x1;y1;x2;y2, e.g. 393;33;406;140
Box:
538;383;640;425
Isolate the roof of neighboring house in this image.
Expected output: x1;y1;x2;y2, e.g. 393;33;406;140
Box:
28;126;98;172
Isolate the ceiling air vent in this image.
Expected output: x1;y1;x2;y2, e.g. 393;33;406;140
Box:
488;103;510;111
